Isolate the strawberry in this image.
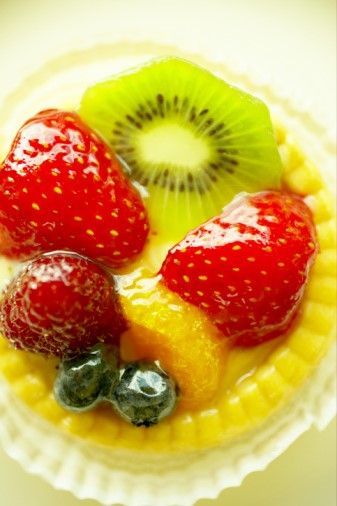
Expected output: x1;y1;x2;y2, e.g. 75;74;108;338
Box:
0;252;126;357
160;191;318;347
0;109;149;268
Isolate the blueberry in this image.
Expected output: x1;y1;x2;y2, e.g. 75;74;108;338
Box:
110;362;178;427
54;345;118;412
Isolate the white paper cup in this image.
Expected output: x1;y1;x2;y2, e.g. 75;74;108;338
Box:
0;40;335;506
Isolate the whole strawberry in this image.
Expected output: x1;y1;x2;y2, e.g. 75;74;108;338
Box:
160;191;318;347
0;252;126;357
0;110;149;267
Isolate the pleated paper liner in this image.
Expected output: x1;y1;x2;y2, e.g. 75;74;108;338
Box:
0;41;335;505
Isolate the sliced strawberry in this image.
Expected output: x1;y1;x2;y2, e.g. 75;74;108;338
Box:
0;252;126;357
0;110;149;267
160;191;318;347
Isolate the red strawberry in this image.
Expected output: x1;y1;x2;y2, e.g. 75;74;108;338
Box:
160;191;318;347
0;109;149;267
0;251;126;357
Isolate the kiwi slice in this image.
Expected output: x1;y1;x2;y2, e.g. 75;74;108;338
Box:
80;57;282;240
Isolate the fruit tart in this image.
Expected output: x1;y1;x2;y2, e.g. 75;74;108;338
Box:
0;56;335;504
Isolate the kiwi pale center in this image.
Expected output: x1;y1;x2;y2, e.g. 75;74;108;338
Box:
136;122;210;169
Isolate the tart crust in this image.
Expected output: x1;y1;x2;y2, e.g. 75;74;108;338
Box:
0;125;335;452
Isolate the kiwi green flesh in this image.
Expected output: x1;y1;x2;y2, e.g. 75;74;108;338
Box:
80;57;282;241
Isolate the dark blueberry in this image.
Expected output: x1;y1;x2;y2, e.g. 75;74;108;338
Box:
109;361;178;427
54;345;118;412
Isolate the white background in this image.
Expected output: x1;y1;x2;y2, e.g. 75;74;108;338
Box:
0;0;336;505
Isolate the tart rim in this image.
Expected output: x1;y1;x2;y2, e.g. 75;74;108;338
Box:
0;123;335;452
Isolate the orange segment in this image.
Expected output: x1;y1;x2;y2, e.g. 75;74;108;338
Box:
119;273;227;410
